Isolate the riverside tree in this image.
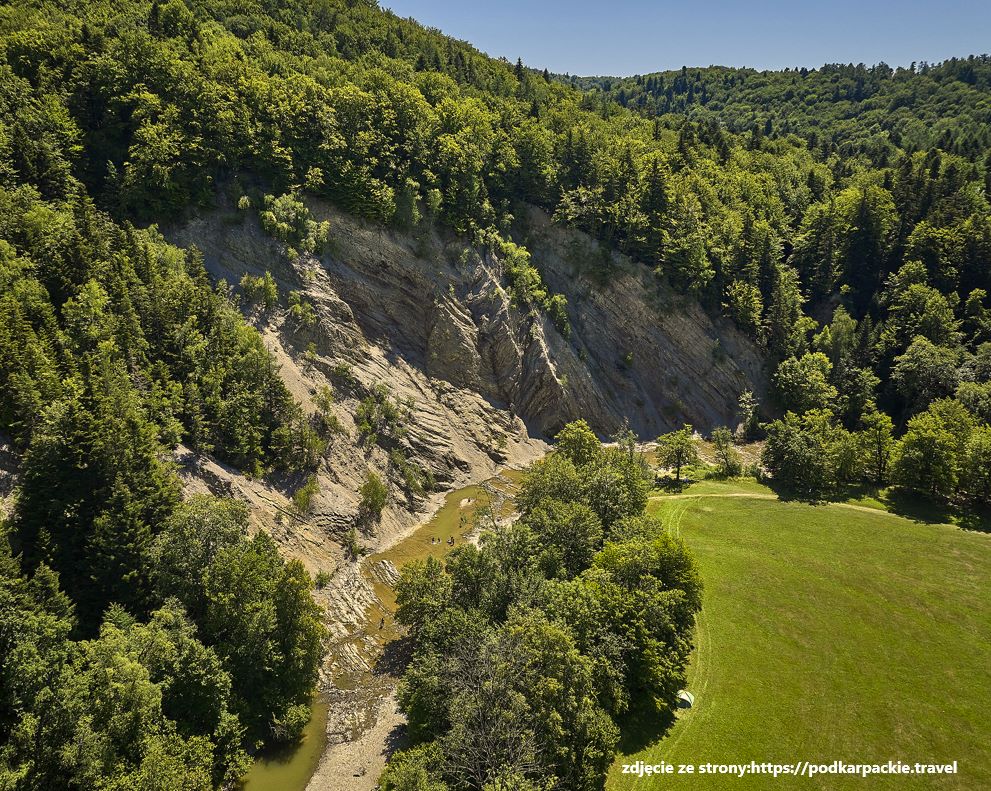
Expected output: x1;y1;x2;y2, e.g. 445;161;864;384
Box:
656;424;700;483
711;426;742;476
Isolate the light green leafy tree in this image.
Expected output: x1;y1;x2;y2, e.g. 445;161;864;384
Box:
656;424;699;482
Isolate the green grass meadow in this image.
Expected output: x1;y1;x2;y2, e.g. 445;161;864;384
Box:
608;481;991;790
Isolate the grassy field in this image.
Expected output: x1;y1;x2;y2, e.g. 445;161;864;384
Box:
608;480;991;790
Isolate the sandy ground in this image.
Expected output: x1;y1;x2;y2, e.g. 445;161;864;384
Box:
306;695;404;791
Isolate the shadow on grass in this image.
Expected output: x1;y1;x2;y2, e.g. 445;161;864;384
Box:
957;510;991;533
249;736;306;766
769;480;991;533
616;706;677;755
760;479;827;505
876;488;959;525
859;487;991;532
653;475;702;494
663;473;991;533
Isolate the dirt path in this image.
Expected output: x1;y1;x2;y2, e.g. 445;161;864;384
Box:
652;491;776;501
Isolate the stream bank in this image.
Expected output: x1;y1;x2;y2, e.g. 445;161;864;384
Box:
241;468;523;791
306;469;521;790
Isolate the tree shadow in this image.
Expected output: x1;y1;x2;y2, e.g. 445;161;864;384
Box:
869;489;991;533
874;488;958;525
833;484;991;533
835;482;882;502
615;706;677;755
381;721;408;761
373;633;414;677
957;509;991;534
654;476;699;494
760;479;826;504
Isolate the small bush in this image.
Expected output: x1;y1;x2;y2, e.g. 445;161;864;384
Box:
360;470;388;518
312;385;345;437
293;474;319;515
240;271;278;311
356;384;409;447
330;362;358;388
389;449;433;496
288;291;317;328
314;569;332;589
547;293;570;336
343;527;366;561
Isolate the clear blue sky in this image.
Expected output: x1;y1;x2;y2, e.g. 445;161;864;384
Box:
383;0;991;76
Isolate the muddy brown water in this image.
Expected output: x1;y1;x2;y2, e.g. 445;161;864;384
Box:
238;696;330;790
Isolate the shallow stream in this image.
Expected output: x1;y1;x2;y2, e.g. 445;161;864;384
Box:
240;468;522;791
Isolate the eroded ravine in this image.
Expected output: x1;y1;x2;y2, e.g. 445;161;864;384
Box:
244;469;523;791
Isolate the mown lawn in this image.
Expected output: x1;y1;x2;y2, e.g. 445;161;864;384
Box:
608;480;991;790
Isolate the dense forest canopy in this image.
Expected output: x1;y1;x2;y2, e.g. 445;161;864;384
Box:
1;0;991;788
558;57;991;504
561;58;991;161
3;0;991;366
384;422;702;791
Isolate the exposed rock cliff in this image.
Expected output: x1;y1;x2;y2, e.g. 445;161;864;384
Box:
519;205;765;435
174;200;761;435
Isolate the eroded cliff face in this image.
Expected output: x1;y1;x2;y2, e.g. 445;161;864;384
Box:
167;205;548;543
164;196;768;558
518;205;765;436
312;202;764;437
177;201;761;434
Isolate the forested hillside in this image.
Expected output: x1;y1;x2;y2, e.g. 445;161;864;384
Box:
1;0;991;788
561;57;991;503
0;197;328;786
564;58;991;159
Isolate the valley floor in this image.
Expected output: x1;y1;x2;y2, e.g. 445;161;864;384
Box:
303;470;524;790
609;480;991;790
